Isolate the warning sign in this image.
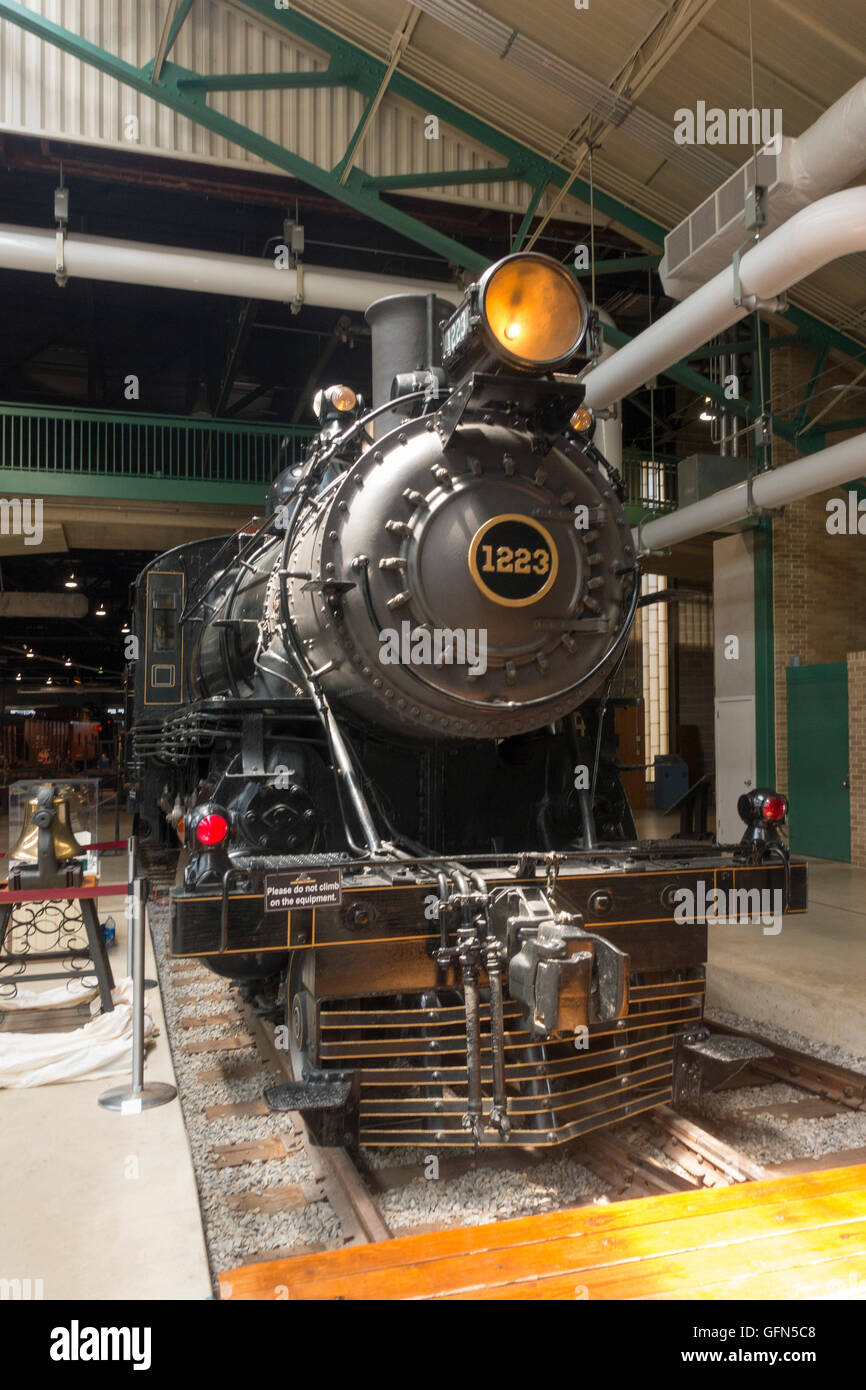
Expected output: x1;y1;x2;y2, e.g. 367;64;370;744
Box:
264;868;343;914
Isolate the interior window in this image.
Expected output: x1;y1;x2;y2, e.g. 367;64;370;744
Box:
152;593;177;652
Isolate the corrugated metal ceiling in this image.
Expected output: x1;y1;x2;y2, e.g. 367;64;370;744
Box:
273;0;866;343
1;0;866;344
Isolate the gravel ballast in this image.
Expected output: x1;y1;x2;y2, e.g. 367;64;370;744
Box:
149;904;344;1288
149;901;866;1286
148;903;610;1285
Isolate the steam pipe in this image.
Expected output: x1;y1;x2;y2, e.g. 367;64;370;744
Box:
637;428;866;552
0;222;461;312
583;187;866;410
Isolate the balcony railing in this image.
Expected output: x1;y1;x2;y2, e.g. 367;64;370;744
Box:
621;453;679;515
0;403;679;513
0;402;315;496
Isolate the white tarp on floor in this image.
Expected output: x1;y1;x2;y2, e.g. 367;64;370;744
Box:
0;979;156;1087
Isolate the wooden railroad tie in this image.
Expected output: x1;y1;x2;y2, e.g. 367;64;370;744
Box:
205;1099;272;1120
182;1035;252;1056
212;1135;302;1169
196;1060;268;1083
180;1011;238;1029
175;988;229;1008
225;1182;325;1213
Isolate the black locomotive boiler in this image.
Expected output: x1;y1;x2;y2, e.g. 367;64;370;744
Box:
127;251;806;1148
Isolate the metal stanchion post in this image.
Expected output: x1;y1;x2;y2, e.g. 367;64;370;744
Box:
99;875;177;1112
126;834;136;979
113;770;121;844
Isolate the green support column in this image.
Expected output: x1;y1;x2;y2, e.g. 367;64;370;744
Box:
754;517;776;788
753;313;775;788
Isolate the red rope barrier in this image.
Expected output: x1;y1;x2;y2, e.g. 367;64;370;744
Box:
0;884;130;904
0;838;129;860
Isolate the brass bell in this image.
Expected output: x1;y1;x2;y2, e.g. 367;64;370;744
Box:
9;786;88;866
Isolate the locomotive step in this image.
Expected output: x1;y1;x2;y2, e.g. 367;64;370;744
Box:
264;1079;355;1115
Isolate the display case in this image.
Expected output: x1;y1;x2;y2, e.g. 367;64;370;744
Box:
7;778;100;872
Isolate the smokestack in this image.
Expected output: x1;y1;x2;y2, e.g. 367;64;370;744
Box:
364;292;453;438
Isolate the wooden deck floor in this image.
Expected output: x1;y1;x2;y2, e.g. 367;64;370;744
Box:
219;1164;866;1301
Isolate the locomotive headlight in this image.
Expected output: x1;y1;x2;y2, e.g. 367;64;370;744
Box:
313;384;357;419
569;406;595;434
330;385;357;412
483;254;587;368
442;252;589;375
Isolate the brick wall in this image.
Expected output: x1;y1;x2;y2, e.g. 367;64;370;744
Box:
771;346;866;801
848;652;866;866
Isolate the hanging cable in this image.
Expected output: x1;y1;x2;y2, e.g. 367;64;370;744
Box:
648;267;656;467
588;142;597;321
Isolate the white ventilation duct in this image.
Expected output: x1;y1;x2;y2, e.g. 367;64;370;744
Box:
661;78;866;298
583;187;866;412
0;223;461;313
636;428;866;552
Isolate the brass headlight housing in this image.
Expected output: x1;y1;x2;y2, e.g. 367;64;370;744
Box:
442;252;589;375
481;254;588;369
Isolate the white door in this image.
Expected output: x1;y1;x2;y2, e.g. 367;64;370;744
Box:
714;696;756;843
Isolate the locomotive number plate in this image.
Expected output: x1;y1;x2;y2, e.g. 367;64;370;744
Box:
468;513;559;607
265;868;343;913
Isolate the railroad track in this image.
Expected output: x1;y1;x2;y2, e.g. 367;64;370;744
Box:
161;957;393;1263
147;867;866;1282
712;1019;866;1112
138;845;177;902
239;995;392;1246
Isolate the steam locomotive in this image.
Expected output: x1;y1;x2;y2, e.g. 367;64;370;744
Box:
127;251;805;1148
